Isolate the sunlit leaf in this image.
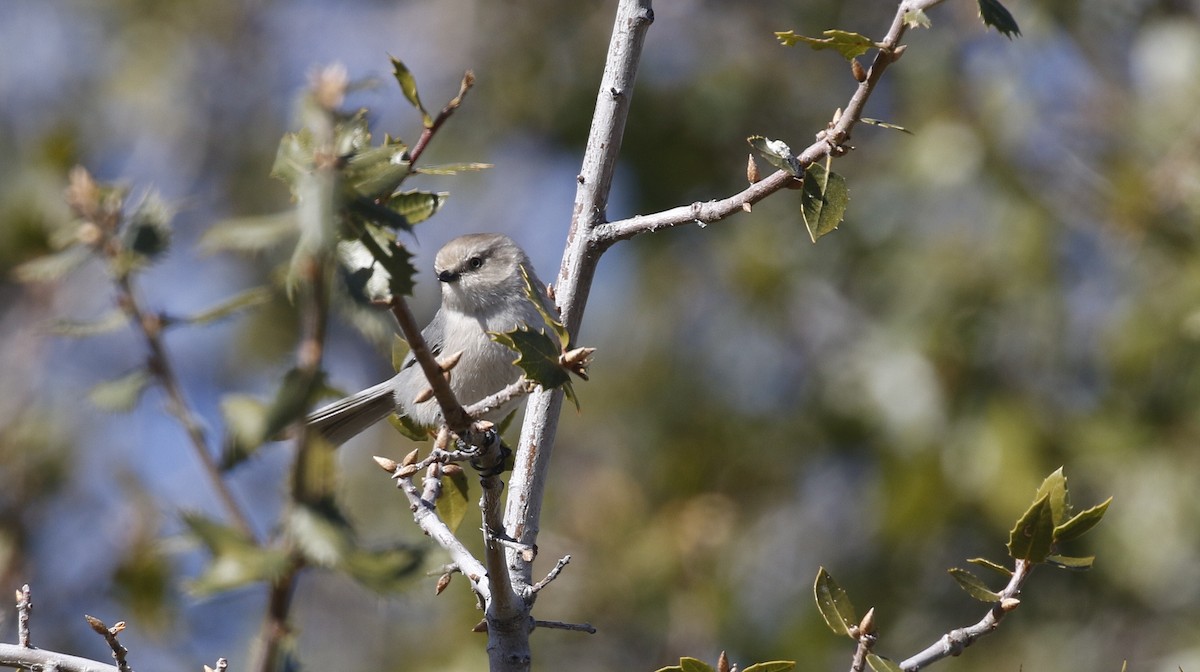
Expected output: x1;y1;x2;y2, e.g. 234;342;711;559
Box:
343;141;411;199
861;118;913;134
866;654;905;672
416;162;493;175
435;467;471;534
391;56;433;127
1007;493;1055;563
743;662;796;672
219;394;269;470
801;161;849;243
382;190;448;228
1033;467;1069;526
747;135;801;176
813;567;857;637
903;8;932;29
966;557;1013;577
13;245;91;283
1045;554;1095;571
490;327;576;407
182;513;292;596
355;231;417;299
199;213;299;255
519;265;567;350
1054;497;1112;543
285;501;353;567
948;568;1001;602
679;658;715;672
978;0;1021;38
775;29;875;60
50;310;128;338
89;369;153;413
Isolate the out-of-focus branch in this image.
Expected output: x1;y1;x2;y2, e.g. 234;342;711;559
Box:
899;561;1032;671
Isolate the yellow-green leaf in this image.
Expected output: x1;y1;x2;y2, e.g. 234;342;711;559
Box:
89;369;153;413
948;567;1001;602
801;161;849;243
813;566;857;637
1054;496;1112;543
436;468;471;534
775;29;875;60
391;56;433;127
1007;493;1055;563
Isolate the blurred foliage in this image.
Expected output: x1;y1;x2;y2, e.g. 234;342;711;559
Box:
2;1;1200;672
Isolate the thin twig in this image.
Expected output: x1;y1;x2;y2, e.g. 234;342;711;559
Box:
899;561;1032;671
84;615;132;672
463;378;538;419
16;584;31;648
530;555;572;594
389;296;474;436
0;643;118;672
532;620;597;635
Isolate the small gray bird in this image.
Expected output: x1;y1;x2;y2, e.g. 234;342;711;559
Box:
309;233;554;445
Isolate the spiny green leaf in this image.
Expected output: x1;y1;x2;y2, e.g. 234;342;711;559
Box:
219;394;269;470
199;213;299;256
343;141;412;200
50;310;128;338
866;654;905;672
967;557;1013;577
416;162;493;175
519;265;567;350
948;567;1002;602
775;29;875;60
89;369;153;413
1045;554;1095;571
747;135;801;176
1007;493;1055;563
814;566;857;638
435;467;471;534
13;245;91;283
285;502;353;567
383;190;448;227
861;118;913;134
1054;496;1112;543
978;0;1021;38
355;231;417;299
490;327;572;394
391;56;433;127
1033;467;1070;526
181;287;273;326
339;545;423;593
801;160;849;243
743;662;796;672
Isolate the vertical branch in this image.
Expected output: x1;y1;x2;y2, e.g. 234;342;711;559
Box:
16;584;31;648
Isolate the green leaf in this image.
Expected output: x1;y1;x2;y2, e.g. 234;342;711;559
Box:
387;412;432;441
416;162;493;175
490;327;574;405
801;161;849;243
182;513;292;595
518;265;567;350
181;287;273;326
89;369;153;412
355;231;417;299
343;141;412;200
200;213;299;256
860;118;913;134
813;566;857;637
747;135;801;176
978;0;1021;38
285;502;353;567
1033;467;1070;526
262;368;327;441
1007;493;1055;563
219;394;269;469
391;334;411;372
339;545;423;593
1054;496;1112;543
866;654;905;672
50;310;129;338
743;662;796;672
13;245;91;283
948;568;1002;602
775;29;875;60
435;467;471;534
270;129;315;194
903;8;932;29
678;658;715;672
966;557;1013;577
391;56;433;127
1045;554;1095;571
652;668;684;672
382;190;448;228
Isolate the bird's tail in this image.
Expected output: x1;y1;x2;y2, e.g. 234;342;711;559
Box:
307;379;396;446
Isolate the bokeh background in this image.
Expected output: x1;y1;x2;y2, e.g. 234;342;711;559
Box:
2;0;1199;670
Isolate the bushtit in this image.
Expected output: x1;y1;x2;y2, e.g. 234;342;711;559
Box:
309;233;554;445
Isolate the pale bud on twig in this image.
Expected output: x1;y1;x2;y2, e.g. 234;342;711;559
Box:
859;607;877;636
746;154;761;184
435;573;453;595
851;58;867;82
1000;597;1021;612
401;448;420;467
373;455;398;473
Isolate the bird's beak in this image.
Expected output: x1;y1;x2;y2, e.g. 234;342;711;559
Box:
437;269;460;283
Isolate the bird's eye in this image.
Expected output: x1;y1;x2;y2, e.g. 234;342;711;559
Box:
468;256;484;270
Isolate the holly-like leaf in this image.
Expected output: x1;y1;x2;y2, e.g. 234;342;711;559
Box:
948;567;1002;602
435;467;471;534
13;245;91;283
801;160;849;243
518;265;567;350
89;369;153;412
339;544;423;593
343;141;412;200
491;327;572;394
355;232;417;299
1007;493;1055;563
747;135;802;176
1054;496;1112;543
182;287;273;326
391;56;433;127
1045;554;1095;571
978;0;1021;38
775;29;875;60
743;662;796;672
866;654;905;672
966;557;1013;577
182;513;292;596
381;190;447;228
813;567;858;637
1033;467;1070;526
